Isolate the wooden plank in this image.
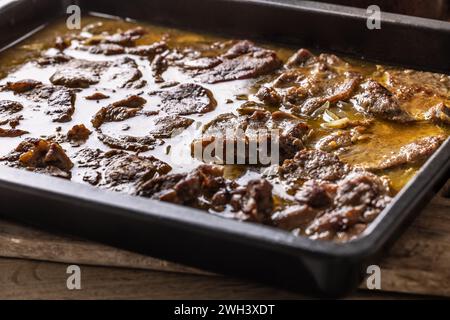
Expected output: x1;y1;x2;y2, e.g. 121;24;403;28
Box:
0;257;426;299
0;180;449;297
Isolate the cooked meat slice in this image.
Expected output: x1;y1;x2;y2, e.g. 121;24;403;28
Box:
37;53;72;66
126;41;168;58
67;124;91;143
50;59;108;88
137;164;227;205
3;81;76;123
376;135;446;170
256;86;282;106
100;150;171;192
179;56;222;70
315;125;372;153
149;83;216;115
91;95;146;128
151;54;168;83
424;103;450;125
98;132;156;152
149;115;194;138
0;100;23;123
0;127;28;137
228;179;274;223
271;204;317;231
284;48;315;68
271;111;310;160
305;171;391;240
0;101;23;127
105;27;146;46
87;43;125;55
137;164;274;220
75;148;171;192
316;130;353;152
382;69;450;120
294;180;337;208
193;110;309;164
45;87;76;122
136;172;186;199
285;76;361;116
352;80;413;122
279;149;350;183
194;40;282;83
108;57;145;89
3;79;42;93
1;138;73;178
84;27;146;47
85;92;110;100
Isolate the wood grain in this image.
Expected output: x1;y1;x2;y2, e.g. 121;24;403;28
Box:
0;180;449;298
0;258;428;299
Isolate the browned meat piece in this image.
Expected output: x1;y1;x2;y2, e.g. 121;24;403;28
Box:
88;43;125;55
256;86;282;106
0;127;28;137
285;75;361;116
352;80;413;122
279;149;350;183
228;179;274;223
126;41;168;58
74;148;171;193
381;69;450;120
84;27;146;47
0;100;23;125
271;205;317;231
1;138;73;179
67;124;91;143
151;54;168;83
316;130;353;152
273;158;391;241
179;56;221;70
85;92;110;100
192;109;309;164
109;57;145;89
266;50;362;117
141;165;227;205
294;180;337;208
49;57;144;89
315;126;372;153
105;27;146;46
91;95;146;128
4;81;76;123
272;111;310;160
3;79;41;93
50;59;108;88
97;133;156;152
149;115;194;138
375;135;446;170
194;41;282;83
137;164;274;221
284;48;315;68
100;151;170;192
149;83;216;115
424;103;450;125
45;87;76;122
305;171;391;240
37;53;72;66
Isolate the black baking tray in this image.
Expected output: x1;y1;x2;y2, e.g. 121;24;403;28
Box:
0;0;449;297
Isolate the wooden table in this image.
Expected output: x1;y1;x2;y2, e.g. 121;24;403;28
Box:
0;180;449;299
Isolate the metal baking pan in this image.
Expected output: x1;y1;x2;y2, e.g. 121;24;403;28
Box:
0;0;449;296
